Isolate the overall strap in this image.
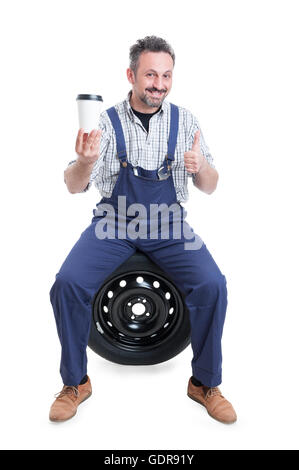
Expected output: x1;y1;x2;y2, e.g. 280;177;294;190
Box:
158;103;179;178
167;103;179;164
106;107;128;166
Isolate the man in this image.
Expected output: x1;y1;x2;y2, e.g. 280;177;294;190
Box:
49;36;237;424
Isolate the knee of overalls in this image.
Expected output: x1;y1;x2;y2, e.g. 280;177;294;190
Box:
49;270;93;307
185;272;227;308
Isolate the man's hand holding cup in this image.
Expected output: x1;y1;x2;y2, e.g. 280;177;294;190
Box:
75;128;102;166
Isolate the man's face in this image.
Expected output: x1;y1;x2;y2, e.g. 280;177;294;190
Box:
128;51;173;109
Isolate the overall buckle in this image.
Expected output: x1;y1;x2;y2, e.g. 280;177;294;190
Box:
157;157;171;180
157;166;170;180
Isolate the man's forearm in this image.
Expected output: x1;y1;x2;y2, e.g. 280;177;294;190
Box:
193;157;219;194
64;160;94;194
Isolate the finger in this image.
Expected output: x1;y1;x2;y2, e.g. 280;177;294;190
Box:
75;128;84;153
86;129;97;146
184;155;195;161
191;130;201;152
90;129;101;147
83;130;96;151
91;130;102;149
185;165;194;170
184;150;196;159
91;129;102;143
184;156;195;164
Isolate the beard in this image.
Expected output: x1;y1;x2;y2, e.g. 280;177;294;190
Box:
139;88;168;108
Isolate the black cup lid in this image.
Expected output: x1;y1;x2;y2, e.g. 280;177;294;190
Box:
76;94;103;101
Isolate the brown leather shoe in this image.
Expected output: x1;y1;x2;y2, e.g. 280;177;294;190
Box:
187;378;237;424
49;376;92;422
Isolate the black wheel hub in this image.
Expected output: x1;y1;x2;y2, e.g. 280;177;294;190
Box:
111;287;168;337
93;270;185;350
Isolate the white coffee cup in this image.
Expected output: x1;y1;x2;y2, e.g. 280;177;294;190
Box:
76;94;103;133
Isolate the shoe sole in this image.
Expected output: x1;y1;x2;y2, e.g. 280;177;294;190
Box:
187;392;237;425
49;391;92;423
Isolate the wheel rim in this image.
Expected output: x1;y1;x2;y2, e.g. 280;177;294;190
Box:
92;270;185;351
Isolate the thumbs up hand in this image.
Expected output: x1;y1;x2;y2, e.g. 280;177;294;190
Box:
184;130;205;174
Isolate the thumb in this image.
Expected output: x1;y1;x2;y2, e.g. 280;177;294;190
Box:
191;130;201;152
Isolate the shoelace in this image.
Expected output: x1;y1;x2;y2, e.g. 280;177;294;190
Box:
205;387;222;398
54;386;79;400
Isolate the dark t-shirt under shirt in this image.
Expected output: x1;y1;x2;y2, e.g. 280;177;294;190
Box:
131;106;161;132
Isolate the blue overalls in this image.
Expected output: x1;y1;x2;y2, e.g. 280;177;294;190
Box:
50;104;228;387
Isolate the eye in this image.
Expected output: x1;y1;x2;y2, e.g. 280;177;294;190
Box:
147;73;154;77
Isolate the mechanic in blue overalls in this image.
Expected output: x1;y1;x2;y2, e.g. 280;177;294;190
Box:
49;36;237;424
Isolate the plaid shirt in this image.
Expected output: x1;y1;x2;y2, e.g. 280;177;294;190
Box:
69;90;215;202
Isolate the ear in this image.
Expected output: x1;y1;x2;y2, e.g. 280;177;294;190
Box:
127;68;135;85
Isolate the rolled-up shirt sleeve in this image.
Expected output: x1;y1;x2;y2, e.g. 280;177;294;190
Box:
187;114;216;182
66;114;111;193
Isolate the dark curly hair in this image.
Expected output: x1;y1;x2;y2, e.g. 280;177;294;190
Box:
129;35;175;75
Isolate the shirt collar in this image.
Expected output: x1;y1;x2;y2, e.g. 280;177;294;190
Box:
125;90;167;121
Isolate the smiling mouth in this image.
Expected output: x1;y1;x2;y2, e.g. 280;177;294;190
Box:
147;90;165;98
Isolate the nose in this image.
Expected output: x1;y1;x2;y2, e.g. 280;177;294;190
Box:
153;76;164;91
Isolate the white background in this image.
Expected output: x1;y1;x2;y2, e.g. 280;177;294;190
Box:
1;0;298;450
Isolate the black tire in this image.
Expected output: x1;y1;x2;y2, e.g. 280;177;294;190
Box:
88;250;191;365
